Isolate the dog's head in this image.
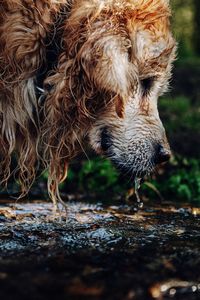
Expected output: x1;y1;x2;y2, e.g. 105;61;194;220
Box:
82;1;176;177
45;0;176;182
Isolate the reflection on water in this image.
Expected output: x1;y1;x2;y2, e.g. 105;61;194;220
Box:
0;200;200;299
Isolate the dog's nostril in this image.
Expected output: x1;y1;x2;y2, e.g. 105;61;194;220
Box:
155;146;171;164
101;128;111;152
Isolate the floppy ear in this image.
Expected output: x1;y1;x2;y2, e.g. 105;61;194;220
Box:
79;31;133;98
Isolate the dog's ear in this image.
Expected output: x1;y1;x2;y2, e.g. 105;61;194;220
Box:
78;30;134;99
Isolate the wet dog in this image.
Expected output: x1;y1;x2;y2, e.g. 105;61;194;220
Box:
0;0;176;204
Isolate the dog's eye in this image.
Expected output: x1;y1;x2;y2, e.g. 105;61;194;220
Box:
141;77;155;94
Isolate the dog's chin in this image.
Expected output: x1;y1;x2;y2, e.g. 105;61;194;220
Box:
117;165;151;181
105;153;155;181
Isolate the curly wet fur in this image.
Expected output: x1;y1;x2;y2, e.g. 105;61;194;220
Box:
0;0;176;205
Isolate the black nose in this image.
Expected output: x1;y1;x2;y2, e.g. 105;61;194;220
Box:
154;145;171;164
101;128;112;152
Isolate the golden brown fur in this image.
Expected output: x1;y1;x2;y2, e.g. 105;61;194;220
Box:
0;0;176;206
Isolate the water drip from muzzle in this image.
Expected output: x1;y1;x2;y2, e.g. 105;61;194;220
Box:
134;178;143;209
125;178;143;212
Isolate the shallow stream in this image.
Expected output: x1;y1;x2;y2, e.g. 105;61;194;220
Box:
0;200;200;299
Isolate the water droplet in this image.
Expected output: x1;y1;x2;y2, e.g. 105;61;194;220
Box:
134;177;143;210
192;285;197;292
169;288;176;296
138;202;144;209
160;284;168;292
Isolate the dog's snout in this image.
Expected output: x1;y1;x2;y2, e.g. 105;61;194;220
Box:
101;128;112;152
154;145;171;164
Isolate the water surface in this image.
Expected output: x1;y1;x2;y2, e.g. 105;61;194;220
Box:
0;200;200;299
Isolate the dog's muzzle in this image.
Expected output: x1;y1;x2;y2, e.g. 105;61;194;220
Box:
100;127;171;177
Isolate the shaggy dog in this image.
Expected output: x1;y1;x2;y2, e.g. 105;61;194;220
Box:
0;0;176;206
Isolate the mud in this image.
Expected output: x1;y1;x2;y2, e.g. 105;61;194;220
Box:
0;200;200;300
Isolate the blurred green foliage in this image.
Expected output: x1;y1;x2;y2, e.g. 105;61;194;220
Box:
66;158;122;194
142;156;200;202
171;0;195;57
160;96;200;132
